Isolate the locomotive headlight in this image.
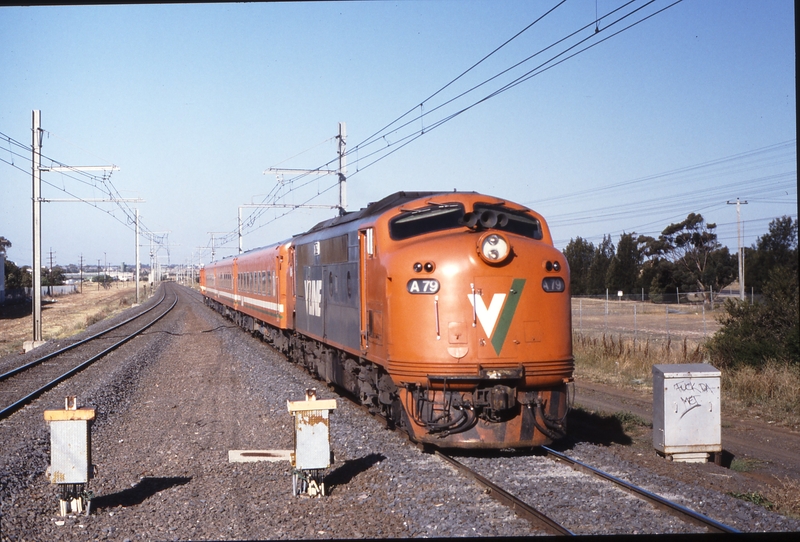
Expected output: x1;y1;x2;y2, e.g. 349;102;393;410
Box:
478;233;511;264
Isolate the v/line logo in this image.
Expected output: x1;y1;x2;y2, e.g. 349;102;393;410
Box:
468;278;526;355
304;279;322;316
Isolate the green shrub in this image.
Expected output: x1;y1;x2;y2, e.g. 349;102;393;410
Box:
706;266;798;368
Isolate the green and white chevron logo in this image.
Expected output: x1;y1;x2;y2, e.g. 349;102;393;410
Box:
468;278;526;355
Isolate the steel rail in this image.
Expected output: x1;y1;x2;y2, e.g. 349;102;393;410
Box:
542;446;741;534
435;451;574;536
0;290;168;382
0;291;178;420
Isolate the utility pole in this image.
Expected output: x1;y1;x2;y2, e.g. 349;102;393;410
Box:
263;122;348;215
194;247;210;282
31;110;43;346
208;232;233;262
46;248;55;296
135;208;140;304
727;198;749;300
146;231;171;286
27;109;123;351
337;121;347;214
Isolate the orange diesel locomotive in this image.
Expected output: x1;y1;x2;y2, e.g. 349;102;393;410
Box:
201;191;573;449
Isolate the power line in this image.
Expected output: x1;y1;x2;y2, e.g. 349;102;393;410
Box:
342;0;682;175
242;0;687;241
1;128;169;255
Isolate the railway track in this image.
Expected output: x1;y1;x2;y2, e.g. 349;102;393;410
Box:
201;291;744;535
0;285;177;420
437;448;741;536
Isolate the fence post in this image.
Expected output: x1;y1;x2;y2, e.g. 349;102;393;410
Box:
703;304;707;338
634;303;637;349
666;304;670;340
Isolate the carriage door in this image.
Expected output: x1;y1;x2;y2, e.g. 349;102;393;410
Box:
358;228;373;353
289;246;296;329
275;254;282;324
232;258;239;310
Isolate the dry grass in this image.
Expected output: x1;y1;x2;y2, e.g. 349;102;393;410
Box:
0;283;142;357
572;332;705;388
721;360;800;427
767;476;800;519
83;294;133;329
573;332;800;428
732;475;800;519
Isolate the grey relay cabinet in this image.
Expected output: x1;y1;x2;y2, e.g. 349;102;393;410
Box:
288;388;336;497
44;397;95;515
652;363;721;463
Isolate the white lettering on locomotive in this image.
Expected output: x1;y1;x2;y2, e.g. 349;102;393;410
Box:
407;278;440;294
468;293;506;337
304;279;322;316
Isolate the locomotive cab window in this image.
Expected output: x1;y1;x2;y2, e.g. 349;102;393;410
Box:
389;202;542;241
389;203;465;240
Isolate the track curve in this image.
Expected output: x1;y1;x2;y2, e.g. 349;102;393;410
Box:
0;286;177;420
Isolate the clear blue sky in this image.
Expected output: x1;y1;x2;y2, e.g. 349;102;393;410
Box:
1;0;796;271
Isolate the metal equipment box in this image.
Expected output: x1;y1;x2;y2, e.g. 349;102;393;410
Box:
287;388;336;497
288;395;336;470
652;363;721;462
44;407;95;484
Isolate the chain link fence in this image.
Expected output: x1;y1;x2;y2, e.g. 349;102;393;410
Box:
571;295;724;343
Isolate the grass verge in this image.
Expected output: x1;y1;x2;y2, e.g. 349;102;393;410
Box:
573;332;800;428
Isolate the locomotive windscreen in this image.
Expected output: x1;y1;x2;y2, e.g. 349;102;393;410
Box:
389;203;465;240
389;202;542;241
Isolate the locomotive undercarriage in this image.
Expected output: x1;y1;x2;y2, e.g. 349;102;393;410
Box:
204;297;405;424
404;383;568;445
283;333;406;428
204;296;568;448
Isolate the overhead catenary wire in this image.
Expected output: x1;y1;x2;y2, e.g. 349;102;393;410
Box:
342;0;678;175
1;1;789;259
539;140;797;247
234;0;685;246
0;129;169;255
